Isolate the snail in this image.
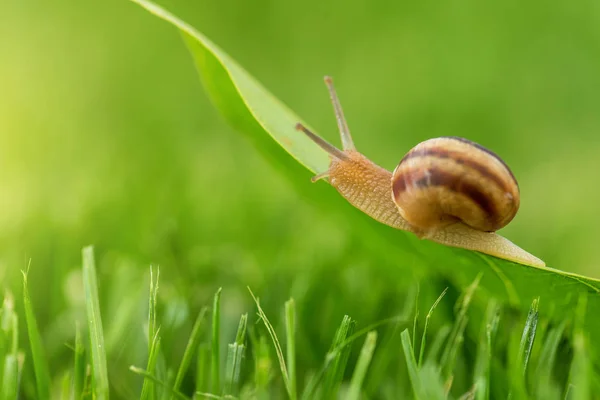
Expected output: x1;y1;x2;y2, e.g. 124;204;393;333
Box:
295;76;545;267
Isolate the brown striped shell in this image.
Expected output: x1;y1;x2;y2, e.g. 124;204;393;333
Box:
391;136;520;233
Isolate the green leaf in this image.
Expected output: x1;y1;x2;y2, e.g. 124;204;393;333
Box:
129;0;600;349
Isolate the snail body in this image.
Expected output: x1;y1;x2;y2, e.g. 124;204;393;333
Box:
296;76;544;267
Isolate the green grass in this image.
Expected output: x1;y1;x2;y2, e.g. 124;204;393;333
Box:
173;306;208;396
5;246;598;399
22;268;51;399
3;0;600;398
211;288;222;395
82;246;109;400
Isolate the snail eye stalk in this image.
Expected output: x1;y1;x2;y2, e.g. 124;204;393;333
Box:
295;123;348;161
324;75;355;151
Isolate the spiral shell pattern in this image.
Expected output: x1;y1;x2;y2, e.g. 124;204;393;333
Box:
391;136;520;232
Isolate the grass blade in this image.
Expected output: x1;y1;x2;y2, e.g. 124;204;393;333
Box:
172;307;209;397
418;364;447;400
148;267;159;351
22;269;51;399
224;313;247;395
2;354;19;400
224;345;244;392
195;343;211;393
0;292;15;383
518;297;539;377
211;288;222;394
248;329;271;396
60;371;71;400
425;324;451;365
567;294;590;400
82;246;109;400
321;315;355;399
304;315;405;400
71;321;85;400
440;275;481;381
130;366;189;400
1;292;18;398
412;284;419;359
534;321;566;399
141;332;162;400
285;299;297;400
508;297;540;399
401;329;423;399
302;315;355;400
474;300;501;400
142;268;161;400
364;319;406;395
418;287;448;367
247;287;291;398
346;331;377;400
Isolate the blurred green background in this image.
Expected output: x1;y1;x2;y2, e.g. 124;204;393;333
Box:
1;0;600;396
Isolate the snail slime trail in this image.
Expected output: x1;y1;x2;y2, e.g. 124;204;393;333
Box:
295;76;545;268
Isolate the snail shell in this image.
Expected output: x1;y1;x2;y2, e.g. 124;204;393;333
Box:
392;136;520;234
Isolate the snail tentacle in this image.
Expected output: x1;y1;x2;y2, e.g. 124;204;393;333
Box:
324;76;355;151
